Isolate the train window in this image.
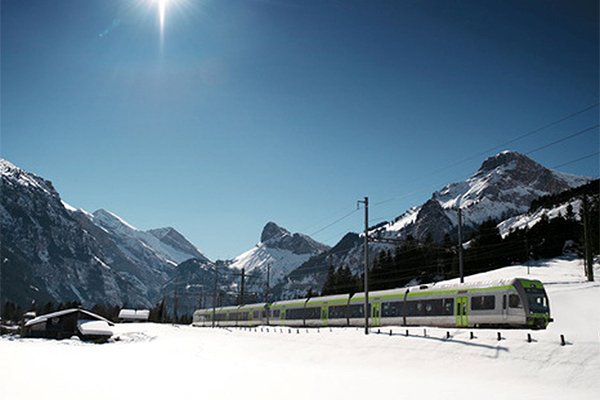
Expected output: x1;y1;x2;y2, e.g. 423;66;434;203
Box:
328;305;347;319
509;294;522;308
253;311;260;319
305;307;321;319
471;296;495;310
527;294;548;313
285;308;305;320
382;302;403;317
442;299;454;315
347;304;370;318
272;309;280;318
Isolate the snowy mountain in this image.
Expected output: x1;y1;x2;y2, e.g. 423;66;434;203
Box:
278;151;590;297
227;222;330;296
89;209;208;268
0;159;210;308
0;159;149;307
372;151;589;242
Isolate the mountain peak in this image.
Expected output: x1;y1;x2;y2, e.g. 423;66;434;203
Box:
477;151;539;174
1;158;58;196
260;222;290;243
93;209;139;231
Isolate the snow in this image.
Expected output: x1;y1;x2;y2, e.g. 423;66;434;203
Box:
1;159;52;195
77;320;113;337
91;209;204;265
2;257;599;400
24;309;113;327
498;200;581;237
383;207;420;232
229;244;314;284
118;309;150;321
60;200;78;212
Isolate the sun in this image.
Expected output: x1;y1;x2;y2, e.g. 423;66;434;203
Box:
155;0;170;34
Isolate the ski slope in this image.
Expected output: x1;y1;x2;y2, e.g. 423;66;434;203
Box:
1;257;598;400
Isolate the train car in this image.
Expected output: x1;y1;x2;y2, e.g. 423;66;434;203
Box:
269;299;309;327
236;303;269;327
192;277;551;330
308;294;350;327
192;308;213;327
213;305;239;327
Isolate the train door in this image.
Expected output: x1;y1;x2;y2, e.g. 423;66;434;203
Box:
502;294;508;321
455;297;468;327
321;307;328;326
372;302;381;327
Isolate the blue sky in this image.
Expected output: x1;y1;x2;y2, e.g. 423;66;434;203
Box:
2;0;598;260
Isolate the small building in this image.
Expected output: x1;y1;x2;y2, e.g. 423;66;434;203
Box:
22;308;113;342
118;308;150;323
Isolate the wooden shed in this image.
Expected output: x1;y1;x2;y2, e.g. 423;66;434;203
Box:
22;308;113;342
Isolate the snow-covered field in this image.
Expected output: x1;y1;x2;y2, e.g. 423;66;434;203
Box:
1;257;599;400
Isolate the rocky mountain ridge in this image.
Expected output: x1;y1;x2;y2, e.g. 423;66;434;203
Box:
276;151;590;298
0;159;209;308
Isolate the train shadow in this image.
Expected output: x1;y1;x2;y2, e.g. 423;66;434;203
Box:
375;330;510;354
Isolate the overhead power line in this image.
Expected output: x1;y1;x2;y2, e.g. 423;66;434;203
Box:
525;125;598;155
430;102;600;175
374;102;599;207
551;152;600;170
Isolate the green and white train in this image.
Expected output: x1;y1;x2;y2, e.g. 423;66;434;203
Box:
193;278;552;330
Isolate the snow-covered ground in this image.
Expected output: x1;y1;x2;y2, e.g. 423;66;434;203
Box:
1;257;599;400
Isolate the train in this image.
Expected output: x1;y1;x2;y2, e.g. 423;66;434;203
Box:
193;277;552;330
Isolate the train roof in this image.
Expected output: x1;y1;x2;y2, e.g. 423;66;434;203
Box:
238;302;267;310
349;278;535;302
306;294;350;306
270;298;308;308
430;277;526;291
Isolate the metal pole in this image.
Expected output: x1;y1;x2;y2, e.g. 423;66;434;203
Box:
582;195;594;281
173;288;178;324
265;263;271;303
0;257;3;322
358;196;370;335
457;207;464;283
240;267;245;306
212;269;218;328
525;234;530;275
265;263;271;325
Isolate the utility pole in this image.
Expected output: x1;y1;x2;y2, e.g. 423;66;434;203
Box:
457;207;465;283
173;288;178;324
582;196;594;281
265;263;271;303
239;267;246;306
0;258;3;322
525;233;530;275
358;196;369;335
198;287;204;309
212;268;218;328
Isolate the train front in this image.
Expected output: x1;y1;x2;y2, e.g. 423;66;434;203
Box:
519;279;553;329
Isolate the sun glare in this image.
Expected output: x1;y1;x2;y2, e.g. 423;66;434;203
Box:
156;0;169;35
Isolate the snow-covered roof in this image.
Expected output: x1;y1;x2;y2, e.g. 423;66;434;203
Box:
118;309;150;320
77;320;113;336
25;308;114;327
